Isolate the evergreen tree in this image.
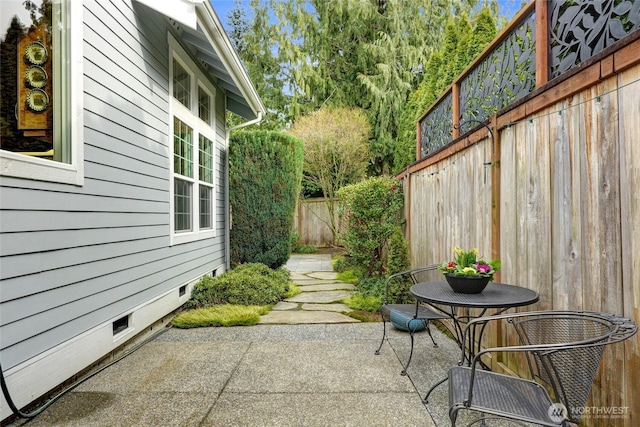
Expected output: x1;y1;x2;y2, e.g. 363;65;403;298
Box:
236;0;463;175
394;4;498;171
226;0;248;54
0;17;26;148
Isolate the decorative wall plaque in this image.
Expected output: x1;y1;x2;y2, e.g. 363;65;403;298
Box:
26;88;49;112
25;66;48;88
25;40;48;65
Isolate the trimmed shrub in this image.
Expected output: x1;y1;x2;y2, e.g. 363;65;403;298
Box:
337;176;404;277
186;263;291;308
230;131;304;269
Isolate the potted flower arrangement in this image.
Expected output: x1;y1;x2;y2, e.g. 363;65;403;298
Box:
437;247;501;293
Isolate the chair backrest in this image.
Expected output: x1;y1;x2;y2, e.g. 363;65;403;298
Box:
384;264;440;304
511;312;637;423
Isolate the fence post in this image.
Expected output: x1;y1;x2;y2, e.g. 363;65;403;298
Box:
490;114;501;282
535;0;549;87
452;82;461;139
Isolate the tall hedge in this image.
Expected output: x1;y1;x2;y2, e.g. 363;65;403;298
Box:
229;131;304;268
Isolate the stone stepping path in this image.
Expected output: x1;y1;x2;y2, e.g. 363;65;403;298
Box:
259;256;359;324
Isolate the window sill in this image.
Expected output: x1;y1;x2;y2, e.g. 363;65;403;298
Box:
170;228;215;246
0;150;84;186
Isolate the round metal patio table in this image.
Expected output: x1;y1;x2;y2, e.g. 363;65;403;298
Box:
410;280;539;403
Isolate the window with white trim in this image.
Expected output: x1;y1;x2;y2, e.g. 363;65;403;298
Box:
0;0;83;185
169;40;216;244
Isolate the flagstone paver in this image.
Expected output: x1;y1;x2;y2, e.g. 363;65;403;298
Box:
272;301;298;311
260;254;359;325
259;310;359;324
301;303;352;312
294;283;355;292
306;271;338;280
285;290;353;304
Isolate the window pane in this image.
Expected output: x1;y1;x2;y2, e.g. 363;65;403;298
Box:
173;117;193;177
174;179;192;232
198;86;210;124
0;0;69;162
173;58;190;109
199;134;214;184
199;185;212;229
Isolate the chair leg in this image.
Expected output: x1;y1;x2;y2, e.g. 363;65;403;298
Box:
374;317;387;355
401;329;414;376
425;322;439;347
401;320;423;375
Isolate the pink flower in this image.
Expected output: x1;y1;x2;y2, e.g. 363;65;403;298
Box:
476;263;491;274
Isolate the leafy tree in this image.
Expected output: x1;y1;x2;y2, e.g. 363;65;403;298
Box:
288;107;371;245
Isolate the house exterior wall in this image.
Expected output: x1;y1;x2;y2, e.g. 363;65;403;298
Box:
0;1;228;416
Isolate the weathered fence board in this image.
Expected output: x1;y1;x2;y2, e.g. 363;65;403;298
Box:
294;198;340;247
404;66;640;426
618;65;640;427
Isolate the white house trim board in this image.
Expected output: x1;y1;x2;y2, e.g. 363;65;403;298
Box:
135;0;203;30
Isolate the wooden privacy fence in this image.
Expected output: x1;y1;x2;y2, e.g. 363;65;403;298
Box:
400;5;640;426
293;198;342;247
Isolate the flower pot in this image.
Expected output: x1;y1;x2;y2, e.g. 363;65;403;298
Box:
389;310;427;332
444;274;490;294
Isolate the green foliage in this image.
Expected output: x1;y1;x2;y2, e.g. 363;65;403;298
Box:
386;275;414;305
332;255;353;276
171;305;269;328
186;263;292;308
344;294;382;313
357;276;387;298
387;227;410;276
337;176;404;277
229;131;304;268
336;269;359;285
292;243;317;254
290;232;317;254
332;256;351;273
283;283;302;299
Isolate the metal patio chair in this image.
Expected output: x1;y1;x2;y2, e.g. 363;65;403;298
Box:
374;265;448;375
448;310;637;426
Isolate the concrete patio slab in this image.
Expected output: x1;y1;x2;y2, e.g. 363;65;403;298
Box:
7;324;453;427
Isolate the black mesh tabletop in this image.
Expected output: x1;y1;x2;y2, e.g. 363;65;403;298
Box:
411;281;539;309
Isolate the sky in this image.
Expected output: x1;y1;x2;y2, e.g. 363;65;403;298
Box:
2;0;526;38
209;0;527;31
